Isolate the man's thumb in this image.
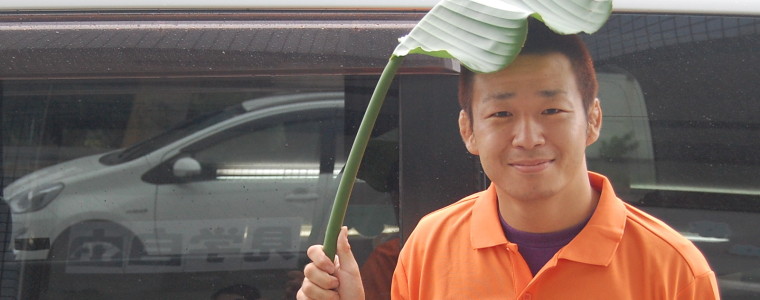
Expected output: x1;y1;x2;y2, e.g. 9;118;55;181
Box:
334;226;366;299
336;226;359;269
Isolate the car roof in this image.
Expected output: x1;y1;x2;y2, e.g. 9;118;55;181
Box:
240;92;344;112
1;0;760;15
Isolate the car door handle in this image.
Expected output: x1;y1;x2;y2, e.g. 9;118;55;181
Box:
285;192;320;202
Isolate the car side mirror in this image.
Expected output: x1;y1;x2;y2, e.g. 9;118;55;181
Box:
172;157;201;178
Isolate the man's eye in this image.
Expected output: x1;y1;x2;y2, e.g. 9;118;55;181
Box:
491;111;512;118
543;108;563;115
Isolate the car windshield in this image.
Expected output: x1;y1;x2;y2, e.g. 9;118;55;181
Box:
101;105;246;165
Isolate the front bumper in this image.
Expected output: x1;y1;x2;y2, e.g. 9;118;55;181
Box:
14;237;50;251
10;212;56;261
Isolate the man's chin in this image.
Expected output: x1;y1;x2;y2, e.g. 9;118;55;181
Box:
497;182;558;202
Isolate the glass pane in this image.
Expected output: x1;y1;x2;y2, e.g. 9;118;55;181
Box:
584;14;760;299
1;72;400;299
0;11;439;300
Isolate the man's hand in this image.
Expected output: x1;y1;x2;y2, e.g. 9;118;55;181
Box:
297;226;365;300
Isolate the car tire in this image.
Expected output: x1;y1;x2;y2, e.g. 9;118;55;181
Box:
41;221;144;298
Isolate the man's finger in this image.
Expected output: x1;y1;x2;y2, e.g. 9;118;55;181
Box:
303;262;340;290
299;277;339;300
306;244;336;274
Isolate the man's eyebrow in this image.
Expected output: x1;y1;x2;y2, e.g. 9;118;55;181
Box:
538;89;567;97
484;89;566;102
484;92;515;102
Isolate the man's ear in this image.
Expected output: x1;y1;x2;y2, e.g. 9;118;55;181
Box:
459;110;479;155
586;98;602;146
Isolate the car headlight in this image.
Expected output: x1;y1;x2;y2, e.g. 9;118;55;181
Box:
7;183;64;214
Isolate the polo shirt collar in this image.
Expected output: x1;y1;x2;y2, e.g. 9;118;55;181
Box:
470;184;509;249
469;172;626;267
556;172;626;266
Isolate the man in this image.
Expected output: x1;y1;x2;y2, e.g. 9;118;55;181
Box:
298;20;719;299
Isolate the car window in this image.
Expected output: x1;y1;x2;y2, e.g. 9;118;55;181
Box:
584;14;760;299
0;12;427;296
102;105;247;165
1;75;403;299
193;118;326;173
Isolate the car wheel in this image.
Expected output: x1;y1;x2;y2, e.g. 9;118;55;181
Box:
51;221;144;270
42;221;144;297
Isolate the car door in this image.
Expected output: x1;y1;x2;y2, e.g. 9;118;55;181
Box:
148;104;343;272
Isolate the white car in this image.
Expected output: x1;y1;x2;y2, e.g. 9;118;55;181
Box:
3;92;395;274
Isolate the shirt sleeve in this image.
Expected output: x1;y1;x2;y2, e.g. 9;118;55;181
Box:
676;270;720;299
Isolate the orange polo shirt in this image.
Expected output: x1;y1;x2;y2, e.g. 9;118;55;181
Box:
391;172;719;299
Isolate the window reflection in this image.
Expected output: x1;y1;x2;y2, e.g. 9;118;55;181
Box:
2;75;400;299
584;15;760;299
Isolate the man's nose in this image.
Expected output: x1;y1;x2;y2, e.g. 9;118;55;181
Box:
511;117;545;149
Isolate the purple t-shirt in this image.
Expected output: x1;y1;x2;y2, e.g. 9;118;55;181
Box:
500;215;589;276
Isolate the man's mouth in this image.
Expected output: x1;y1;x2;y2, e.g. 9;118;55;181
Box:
508;159;554;173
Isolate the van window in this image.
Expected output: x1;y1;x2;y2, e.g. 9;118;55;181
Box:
584;14;760;299
0;11;455;299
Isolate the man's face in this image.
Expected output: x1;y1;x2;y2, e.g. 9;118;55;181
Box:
459;52;601;202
